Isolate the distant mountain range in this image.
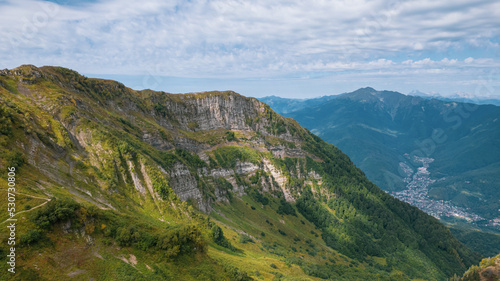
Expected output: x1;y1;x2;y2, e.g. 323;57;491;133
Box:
260;87;500;232
408;90;500;106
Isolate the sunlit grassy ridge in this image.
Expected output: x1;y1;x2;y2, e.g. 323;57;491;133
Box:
0;65;480;280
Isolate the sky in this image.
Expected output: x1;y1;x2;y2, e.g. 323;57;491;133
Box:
1;0;499;99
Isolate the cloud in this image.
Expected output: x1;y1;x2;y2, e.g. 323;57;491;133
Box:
0;0;499;96
465;57;475;63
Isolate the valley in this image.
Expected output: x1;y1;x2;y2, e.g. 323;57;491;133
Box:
261;88;500;234
391;156;484;223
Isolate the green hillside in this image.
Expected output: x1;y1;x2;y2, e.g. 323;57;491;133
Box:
0;66;479;280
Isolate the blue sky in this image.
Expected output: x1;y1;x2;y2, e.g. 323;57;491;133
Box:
1;0;499;98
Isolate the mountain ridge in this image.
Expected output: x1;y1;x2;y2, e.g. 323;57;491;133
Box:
408;90;500;107
0;65;480;280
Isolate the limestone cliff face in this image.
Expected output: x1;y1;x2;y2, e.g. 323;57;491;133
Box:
262;159;295;202
149;92;302;144
163;93;262;131
168;162;208;212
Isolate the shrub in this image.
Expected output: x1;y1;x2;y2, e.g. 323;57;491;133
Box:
222;264;252;281
175;148;206;168
211;225;238;251
250;189;269;205
5;151;24;169
306;248;317;256
225;131;236;142
276;199;296;216
137;232;157;250
239;234;254;244
149;166;171;199
30;198;80;229
273;272;284;280
116;226;134;246
20;230;46;246
155;225;206;258
187;122;199;131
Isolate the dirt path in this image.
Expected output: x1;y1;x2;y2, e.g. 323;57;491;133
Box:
66;154;73;185
0;192;51;225
11;192;51;201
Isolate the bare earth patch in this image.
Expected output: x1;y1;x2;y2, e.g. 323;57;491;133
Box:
67;269;86;277
129;254;137;266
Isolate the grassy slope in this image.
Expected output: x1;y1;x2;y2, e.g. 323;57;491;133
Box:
0;65;479;280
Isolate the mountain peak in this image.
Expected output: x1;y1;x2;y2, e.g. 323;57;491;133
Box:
348;87;377;96
358;86;377;92
337;87;408;104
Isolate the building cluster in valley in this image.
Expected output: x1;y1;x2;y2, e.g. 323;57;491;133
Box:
391;156;492;227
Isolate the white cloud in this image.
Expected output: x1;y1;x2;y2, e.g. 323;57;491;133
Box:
0;0;499;96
